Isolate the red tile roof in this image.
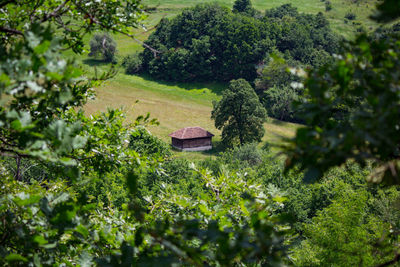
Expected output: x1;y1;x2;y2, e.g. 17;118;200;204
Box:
168;127;214;140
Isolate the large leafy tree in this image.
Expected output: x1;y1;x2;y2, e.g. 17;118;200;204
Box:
282;2;400;264
212;79;267;147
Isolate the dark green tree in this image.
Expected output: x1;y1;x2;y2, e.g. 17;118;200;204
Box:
139;3;338;82
233;0;252;13
255;57;303;122
292;188;393;266
212;79;267;147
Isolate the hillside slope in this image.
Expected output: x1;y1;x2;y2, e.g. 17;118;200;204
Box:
81;0;378;158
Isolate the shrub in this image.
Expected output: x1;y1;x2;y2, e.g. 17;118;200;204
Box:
222;143;265;168
263;85;299;122
122;53;143;74
89;33;117;62
325;1;332;11
345;12;356;20
129;127;171;158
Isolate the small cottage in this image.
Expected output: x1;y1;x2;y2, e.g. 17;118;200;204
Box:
169;127;214;151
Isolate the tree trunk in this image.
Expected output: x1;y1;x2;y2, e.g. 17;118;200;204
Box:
15;155;21;181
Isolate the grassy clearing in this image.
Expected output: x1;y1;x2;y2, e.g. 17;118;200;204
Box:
84;69;298;160
81;0;380;160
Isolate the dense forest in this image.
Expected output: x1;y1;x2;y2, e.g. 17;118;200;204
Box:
1;0;400;266
138;3;339;82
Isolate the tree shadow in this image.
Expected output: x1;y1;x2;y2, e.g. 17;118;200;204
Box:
270;118;286;126
82;58;110;67
138;72;227;96
199;140;225;156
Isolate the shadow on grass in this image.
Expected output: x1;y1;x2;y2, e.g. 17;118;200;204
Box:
200;140;225;156
82;58;112;67
270;118;287;126
138;72;227;96
269;117;304;128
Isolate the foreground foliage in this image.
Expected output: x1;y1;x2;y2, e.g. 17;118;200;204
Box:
0;0;290;266
2;0;400;266
284;21;400;185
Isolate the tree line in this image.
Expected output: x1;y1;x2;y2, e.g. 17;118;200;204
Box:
136;3;339;83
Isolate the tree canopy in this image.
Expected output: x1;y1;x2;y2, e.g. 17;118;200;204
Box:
2;0;400;266
138;3;339;82
212;79;267;147
232;0;254;15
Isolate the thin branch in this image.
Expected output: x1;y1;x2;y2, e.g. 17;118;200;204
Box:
55;16;75;32
0;26;23;35
0;136;16;148
29;0;44;23
0;148;31;159
133;37;160;57
15;155;21;181
41;0;70;22
375;253;400;267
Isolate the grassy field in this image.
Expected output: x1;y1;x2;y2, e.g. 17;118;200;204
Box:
83;64;298;160
80;0;379;160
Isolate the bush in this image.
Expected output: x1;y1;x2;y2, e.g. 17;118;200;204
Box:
129;127;171;158
263;85;299;122
325;1;332;11
122;53;143;74
345;12;356;20
89;33;117;62
222;143;266;168
138;158;204;199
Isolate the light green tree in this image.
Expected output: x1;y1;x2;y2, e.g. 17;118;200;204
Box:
291;186;395;266
89;33;117;62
